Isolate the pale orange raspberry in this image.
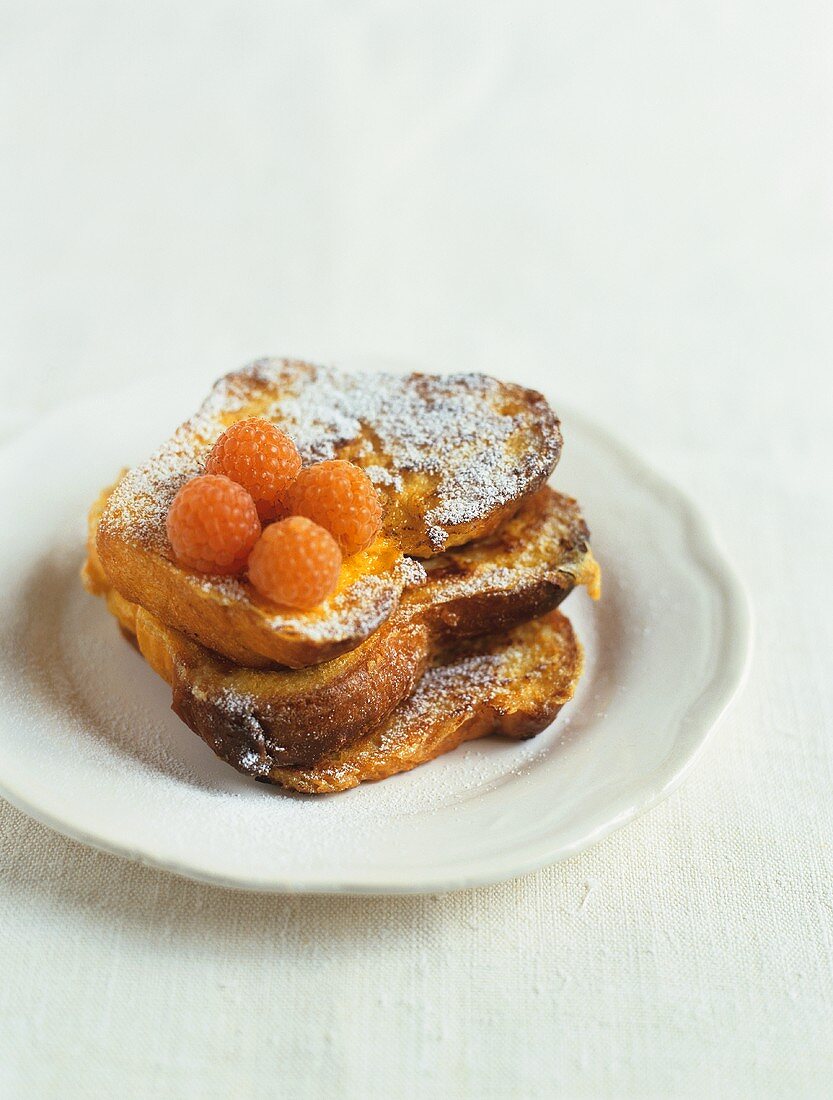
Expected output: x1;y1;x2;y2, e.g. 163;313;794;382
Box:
248;516;342;609
166;475;260;574
285;459;383;555
205;417;301;521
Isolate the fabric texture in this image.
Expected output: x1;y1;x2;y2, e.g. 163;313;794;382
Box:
1;2;831;1096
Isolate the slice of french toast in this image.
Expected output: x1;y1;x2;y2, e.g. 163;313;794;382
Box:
268;610;582;793
84;486;599;774
95;361;561;668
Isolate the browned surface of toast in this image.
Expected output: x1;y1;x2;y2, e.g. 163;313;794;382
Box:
85;486;599;773
265;610;582;793
95;361;561;667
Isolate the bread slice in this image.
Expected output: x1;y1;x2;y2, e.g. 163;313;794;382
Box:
84;486;599;772
95;361;561;668
268;610;582;793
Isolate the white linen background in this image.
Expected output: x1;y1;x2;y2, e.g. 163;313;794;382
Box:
1;2;831;1096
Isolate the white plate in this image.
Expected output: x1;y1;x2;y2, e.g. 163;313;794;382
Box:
0;378;750;894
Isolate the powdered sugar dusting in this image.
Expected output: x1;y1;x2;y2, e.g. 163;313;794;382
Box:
178;556;426;645
103;360;559;557
249;360;561;549
364;465;403;492
101;370;254;554
359;630;529;753
400;650;505;716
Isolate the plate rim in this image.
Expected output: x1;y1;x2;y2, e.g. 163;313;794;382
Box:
0;385;752;894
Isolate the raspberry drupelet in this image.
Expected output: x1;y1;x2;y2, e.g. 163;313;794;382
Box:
286;459;383;555
248;516;342;609
205;417;301;521
166;475;260;574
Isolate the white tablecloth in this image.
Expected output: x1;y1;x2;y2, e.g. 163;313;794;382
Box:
1;3;831;1096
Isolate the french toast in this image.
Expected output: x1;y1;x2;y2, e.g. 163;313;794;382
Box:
85;485;599;773
95;361;562;668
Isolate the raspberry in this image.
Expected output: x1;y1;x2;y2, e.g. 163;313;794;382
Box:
285;459;383;555
205;417;301;521
248;516;342;609
166;475;260;574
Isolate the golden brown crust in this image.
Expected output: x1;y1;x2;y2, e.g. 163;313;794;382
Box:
268;611;583;793
170;619;431;770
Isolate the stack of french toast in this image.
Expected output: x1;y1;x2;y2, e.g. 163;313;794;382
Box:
82;359;600;793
